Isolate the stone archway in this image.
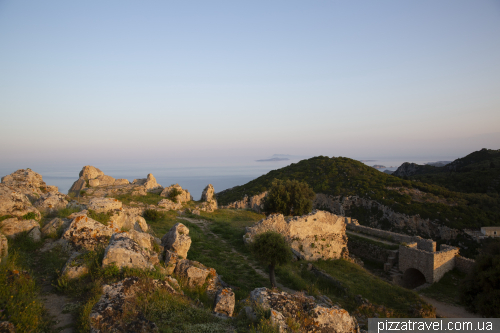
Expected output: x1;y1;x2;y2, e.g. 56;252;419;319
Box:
401;268;426;289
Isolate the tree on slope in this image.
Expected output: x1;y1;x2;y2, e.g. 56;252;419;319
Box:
249;231;291;288
263;179;315;216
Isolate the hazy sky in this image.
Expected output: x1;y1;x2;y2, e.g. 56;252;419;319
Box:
1;0;499;168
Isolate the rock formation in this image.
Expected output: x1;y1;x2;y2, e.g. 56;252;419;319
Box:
0;217;40;239
62;214;114;250
213;288;235;317
1;168;58;200
244;210;349;261
34;192;68;213
199;184;218;212
101;233;156;270
220;191;267;212
160;184;191;204
161;223;191;259
157;199;182;210
0;185;41;219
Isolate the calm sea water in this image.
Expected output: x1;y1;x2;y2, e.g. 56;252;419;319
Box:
0;156;458;199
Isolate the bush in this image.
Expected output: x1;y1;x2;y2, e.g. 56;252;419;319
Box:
262;179;315;216
87;209;112;225
167;188;182;203
460;240;500;317
22;212;37;220
143;209;165;222
249;231;292;288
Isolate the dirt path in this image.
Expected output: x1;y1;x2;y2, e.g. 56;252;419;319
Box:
419;295;480;318
179;217;295;293
40;283;75;333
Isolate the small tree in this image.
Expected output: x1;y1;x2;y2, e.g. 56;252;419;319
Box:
263;179;315;216
249;231;291;288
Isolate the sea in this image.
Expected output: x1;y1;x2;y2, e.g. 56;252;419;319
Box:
0;155;458;199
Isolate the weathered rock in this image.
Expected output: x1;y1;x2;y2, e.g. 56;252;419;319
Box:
163;250;179;275
174;259;213;288
158;199;182;210
0;185;41;219
161;223;191;259
113;179;130;185
244;210;349;261
68;178;87;197
89;277;158;333
34;192;68;213
62;215;114;250
96;175;115;186
39;238;72;253
0;321;16;333
221;191;267;212
144;174;162;192
201;184;216;202
102;233;154;270
1;168;50;199
61;252;89;279
127;229;156;252
249;287;360;333
79;166;104;180
0;234;8;263
0;218;39;239
88;197;122;213
28;226;41;242
160;184;191;204
41;217;71;237
108;207;148;232
213;288;235;317
206;273;229;297
88;179;100;187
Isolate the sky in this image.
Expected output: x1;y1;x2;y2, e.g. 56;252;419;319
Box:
1;0;499;169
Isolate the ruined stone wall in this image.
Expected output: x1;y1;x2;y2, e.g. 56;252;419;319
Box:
347;238;394;263
455;256;475;275
432;245;459;282
399;243;435;283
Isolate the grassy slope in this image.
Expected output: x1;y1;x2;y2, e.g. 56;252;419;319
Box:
216;156;500;230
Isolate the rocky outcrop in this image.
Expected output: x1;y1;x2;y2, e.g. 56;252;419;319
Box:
0;217;40;239
101;233;156;270
89;277;159;333
160;184;191;204
248;288;360;333
62;214;114;250
244;210;349;261
61;252;89;279
113;179;130;186
392;162;435;177
158;199;182;210
41;217;71;237
221;191;267;212
0;185;41;219
80;166;105;180
161;223;191;259
132;174;163;193
1;168;57;200
108;207;148;233
34;192;68;213
174;259;216;288
88;197;122;213
213;288;235;317
199;184;218;212
314;194;460;240
0;234;8;263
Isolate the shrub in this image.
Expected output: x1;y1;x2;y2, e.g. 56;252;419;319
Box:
168;188;182;203
263;179;315;216
249;231;292;288
143;209;165;222
87;209;112;225
22;212;37;220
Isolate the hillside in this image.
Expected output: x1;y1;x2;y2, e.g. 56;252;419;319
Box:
216;156;500;231
393;148;500;194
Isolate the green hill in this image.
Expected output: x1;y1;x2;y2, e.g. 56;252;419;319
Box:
217;155;500;231
393;148;500;194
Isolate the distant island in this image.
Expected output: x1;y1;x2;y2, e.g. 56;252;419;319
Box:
256;157;290;162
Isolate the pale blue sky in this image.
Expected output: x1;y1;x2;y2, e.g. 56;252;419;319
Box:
1;0;499;168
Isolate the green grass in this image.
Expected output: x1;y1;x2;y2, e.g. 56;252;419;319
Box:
419;269;466;306
87;209;113;225
112;192;163;206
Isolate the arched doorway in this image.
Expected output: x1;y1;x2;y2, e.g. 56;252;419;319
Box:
402;268;426;289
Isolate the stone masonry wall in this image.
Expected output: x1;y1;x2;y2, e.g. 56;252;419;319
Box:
399;243;435;283
347;238;394;264
455;256;475;275
432;245;459;282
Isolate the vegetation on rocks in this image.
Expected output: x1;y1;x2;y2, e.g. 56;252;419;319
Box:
262;179;315;216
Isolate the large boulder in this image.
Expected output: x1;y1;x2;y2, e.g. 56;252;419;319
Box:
201;184;216;202
61;252;89;279
158;199;182;210
79;166;104;180
161;223;191;259
88;197;122;213
0;217;39;239
244;210;349;261
1;168;55;199
41;217;71;237
0;185;41;219
113;179;130;186
221;191;267;212
34;192;68;213
213;288;235;317
101;233;155;270
160;184;191;204
249;287;360;333
132;174;163;193
62;215;114;250
68;178;87;197
174;259;215;288
108;207;148;232
89;277;159;333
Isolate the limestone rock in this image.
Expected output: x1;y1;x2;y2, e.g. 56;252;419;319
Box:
102;233;154;270
62;215;114;250
41;217;71;237
34;192;68;213
40;238;72;253
127;229;156;252
0;218;39;239
244;210;348;261
158;199;182;210
28;226;41;242
62;252;89;279
144;174;162;192
201;184;216;202
88;197;122;213
221;191;267;212
108;207;148;233
163;250;179;275
249;287;360;333
89;277;158;333
113;179;130;185
0;185;41;219
161;223;191;259
68;178;87;197
213;288;235;317
1;168;49;199
79;166;104;180
174;259;214;288
160;184;191;204
96;175;115;186
0;234;8;263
